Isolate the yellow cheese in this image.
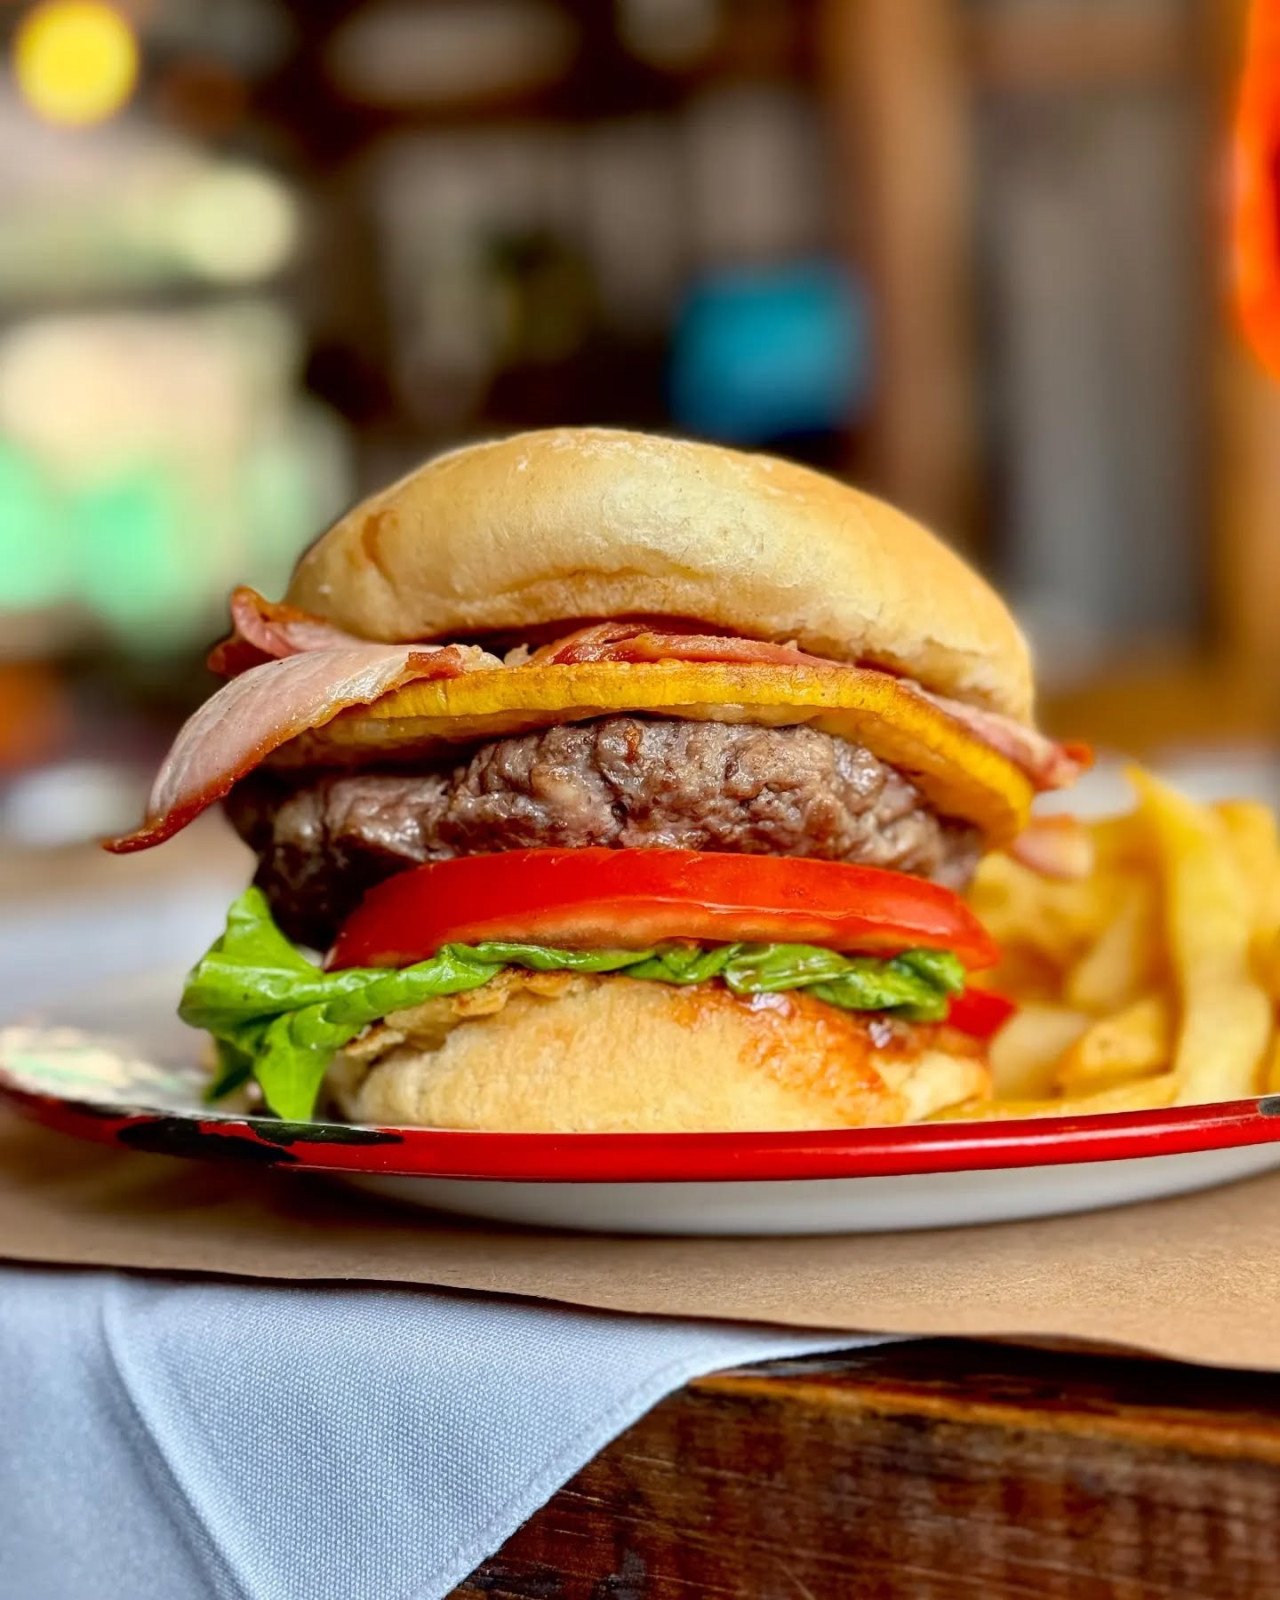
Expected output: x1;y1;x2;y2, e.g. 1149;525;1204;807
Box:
281;660;1033;843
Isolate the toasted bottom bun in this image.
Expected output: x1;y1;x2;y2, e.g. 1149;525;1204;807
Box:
325;972;990;1133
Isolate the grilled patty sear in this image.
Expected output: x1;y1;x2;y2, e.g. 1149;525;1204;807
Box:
228;717;980;949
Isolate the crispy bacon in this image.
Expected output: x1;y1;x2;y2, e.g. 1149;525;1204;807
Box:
536;623;1089;793
912;686;1092;794
204;603;1088;794
207;587;367;677
530;621;825;670
106;645;495;853
1008;814;1096;880
113;597;1090;854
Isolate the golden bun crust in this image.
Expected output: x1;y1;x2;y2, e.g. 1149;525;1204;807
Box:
326;974;990;1133
288;428;1033;721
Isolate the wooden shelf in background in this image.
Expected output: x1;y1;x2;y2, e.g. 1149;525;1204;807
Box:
820;0;982;549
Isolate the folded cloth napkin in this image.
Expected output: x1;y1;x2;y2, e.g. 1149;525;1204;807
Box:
0;1265;880;1600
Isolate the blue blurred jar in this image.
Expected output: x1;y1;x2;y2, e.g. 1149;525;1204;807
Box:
668;259;870;449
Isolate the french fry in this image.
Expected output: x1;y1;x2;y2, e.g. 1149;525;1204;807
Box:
1256;935;1280;1004
988;1003;1091;1099
1055;994;1171;1091
967;853;1112;971
1215;799;1278;900
1217;799;1280;996
960;769;1280;1121
1216;798;1280;927
932;1073;1178;1121
1129;769;1272;1104
985;944;1070;1006
1063;879;1160;1015
1090;811;1153;876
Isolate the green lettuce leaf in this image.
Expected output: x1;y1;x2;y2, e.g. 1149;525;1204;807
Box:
181;888;966;1122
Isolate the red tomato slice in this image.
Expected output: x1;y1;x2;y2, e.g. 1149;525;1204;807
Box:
328;849;999;971
946;986;1016;1040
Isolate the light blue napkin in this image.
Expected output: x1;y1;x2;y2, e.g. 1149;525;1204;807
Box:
0;1266;878;1600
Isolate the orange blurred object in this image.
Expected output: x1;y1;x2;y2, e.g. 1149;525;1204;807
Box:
0;663;71;774
1234;0;1280;377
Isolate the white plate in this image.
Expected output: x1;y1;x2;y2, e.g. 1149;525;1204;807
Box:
5;969;1280;1234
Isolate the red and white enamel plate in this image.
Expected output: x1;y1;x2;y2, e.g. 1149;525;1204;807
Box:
4;968;1280;1235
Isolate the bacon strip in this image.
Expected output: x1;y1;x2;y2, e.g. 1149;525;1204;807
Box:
205;605;1088;792
207;587;367;677
1008;814;1096;880
912;686;1092;793
536;623;1089;793
531;621;825;671
106;645;492;853
117;599;1089;853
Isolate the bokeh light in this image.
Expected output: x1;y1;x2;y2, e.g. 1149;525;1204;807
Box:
166;166;299;283
13;1;139;128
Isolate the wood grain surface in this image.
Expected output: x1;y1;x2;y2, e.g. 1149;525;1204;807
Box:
455;1339;1280;1598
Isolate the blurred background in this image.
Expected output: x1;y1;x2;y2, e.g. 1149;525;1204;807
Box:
1;0;1279;861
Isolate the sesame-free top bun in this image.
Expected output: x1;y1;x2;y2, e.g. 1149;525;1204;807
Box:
288;428;1033;721
325;973;989;1133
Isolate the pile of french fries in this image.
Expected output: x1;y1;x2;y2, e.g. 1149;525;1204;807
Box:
947;767;1280;1119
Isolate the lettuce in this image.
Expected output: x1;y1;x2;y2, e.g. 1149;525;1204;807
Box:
180;888;965;1122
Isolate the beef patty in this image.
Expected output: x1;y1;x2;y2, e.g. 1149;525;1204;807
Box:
228;717;981;949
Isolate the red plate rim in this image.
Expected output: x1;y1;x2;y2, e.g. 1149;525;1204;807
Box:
3;1067;1280;1183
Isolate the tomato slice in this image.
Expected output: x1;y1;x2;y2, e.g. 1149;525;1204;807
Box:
328;849;999;971
946;986;1016;1040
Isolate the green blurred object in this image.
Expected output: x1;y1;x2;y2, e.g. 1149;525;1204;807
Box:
0;305;353;654
72;466;187;639
0;443;65;610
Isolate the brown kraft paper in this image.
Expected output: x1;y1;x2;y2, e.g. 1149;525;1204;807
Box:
0;1105;1270;1371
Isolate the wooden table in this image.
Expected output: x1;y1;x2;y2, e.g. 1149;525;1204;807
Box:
456;1339;1280;1598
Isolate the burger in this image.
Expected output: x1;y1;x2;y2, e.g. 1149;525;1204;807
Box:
108;428;1086;1132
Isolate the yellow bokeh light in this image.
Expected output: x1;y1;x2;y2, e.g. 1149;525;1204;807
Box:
14;1;139;128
